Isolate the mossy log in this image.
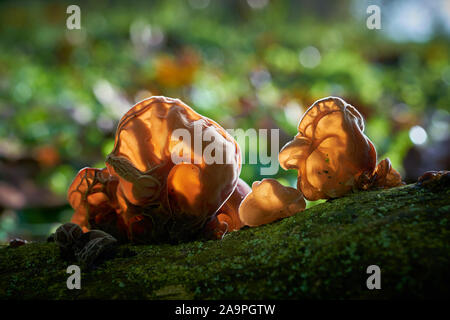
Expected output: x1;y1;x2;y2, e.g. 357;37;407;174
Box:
1;179;449;299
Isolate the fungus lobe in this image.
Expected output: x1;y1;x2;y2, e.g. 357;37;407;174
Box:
68;96;241;243
238;178;306;227
216;178;251;231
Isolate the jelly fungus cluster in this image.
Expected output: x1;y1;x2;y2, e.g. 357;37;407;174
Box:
68;96;242;243
238;97;403;226
67;96;403;243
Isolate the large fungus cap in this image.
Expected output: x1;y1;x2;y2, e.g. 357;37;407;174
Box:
106;96;241;217
279;96;378;200
238;178;305;227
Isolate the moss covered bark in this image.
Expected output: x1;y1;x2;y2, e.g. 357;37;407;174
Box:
1;180;449;299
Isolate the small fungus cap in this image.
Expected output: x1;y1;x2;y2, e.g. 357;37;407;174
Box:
216;178;251;232
372;158;403;189
67;167;127;240
238;178;306;227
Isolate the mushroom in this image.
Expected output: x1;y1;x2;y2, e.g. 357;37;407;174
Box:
55;223;83;250
216;178;252;232
279;96;402;200
53;222;119;267
68;96;241;243
203;178;251;239
238;178;306;227
417;170;449;189
370;158;403;189
74;230;118;269
67;167;127;241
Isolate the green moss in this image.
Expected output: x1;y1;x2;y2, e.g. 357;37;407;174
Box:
0;183;449;299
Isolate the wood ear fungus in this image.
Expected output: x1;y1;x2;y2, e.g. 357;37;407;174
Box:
279;97;403;200
238;178;305;227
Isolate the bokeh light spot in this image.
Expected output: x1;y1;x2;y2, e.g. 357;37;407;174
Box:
409;125;428;145
299;46;321;68
247;0;269;10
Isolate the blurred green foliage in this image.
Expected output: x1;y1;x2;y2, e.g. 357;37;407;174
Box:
0;0;448;241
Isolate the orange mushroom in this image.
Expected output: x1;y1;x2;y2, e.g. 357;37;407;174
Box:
68;96;241;243
368;158;402;190
238;178;306;227
216;178;251;232
279;96;403;200
67;167;128;241
202;179;251;240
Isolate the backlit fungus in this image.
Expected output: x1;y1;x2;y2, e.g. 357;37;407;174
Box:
66;95;406;243
202;178;251;239
279;96;403;201
68;96;241;243
67;167;127;241
216;178;251;232
238;178;306;227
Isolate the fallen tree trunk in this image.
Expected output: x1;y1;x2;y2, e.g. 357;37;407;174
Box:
1;179;449;299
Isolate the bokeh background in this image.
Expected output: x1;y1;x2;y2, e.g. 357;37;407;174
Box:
0;0;449;243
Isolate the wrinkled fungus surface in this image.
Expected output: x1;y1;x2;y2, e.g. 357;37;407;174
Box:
238;178;306;227
68;96;241;243
279;96;403;200
216;178;251;232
